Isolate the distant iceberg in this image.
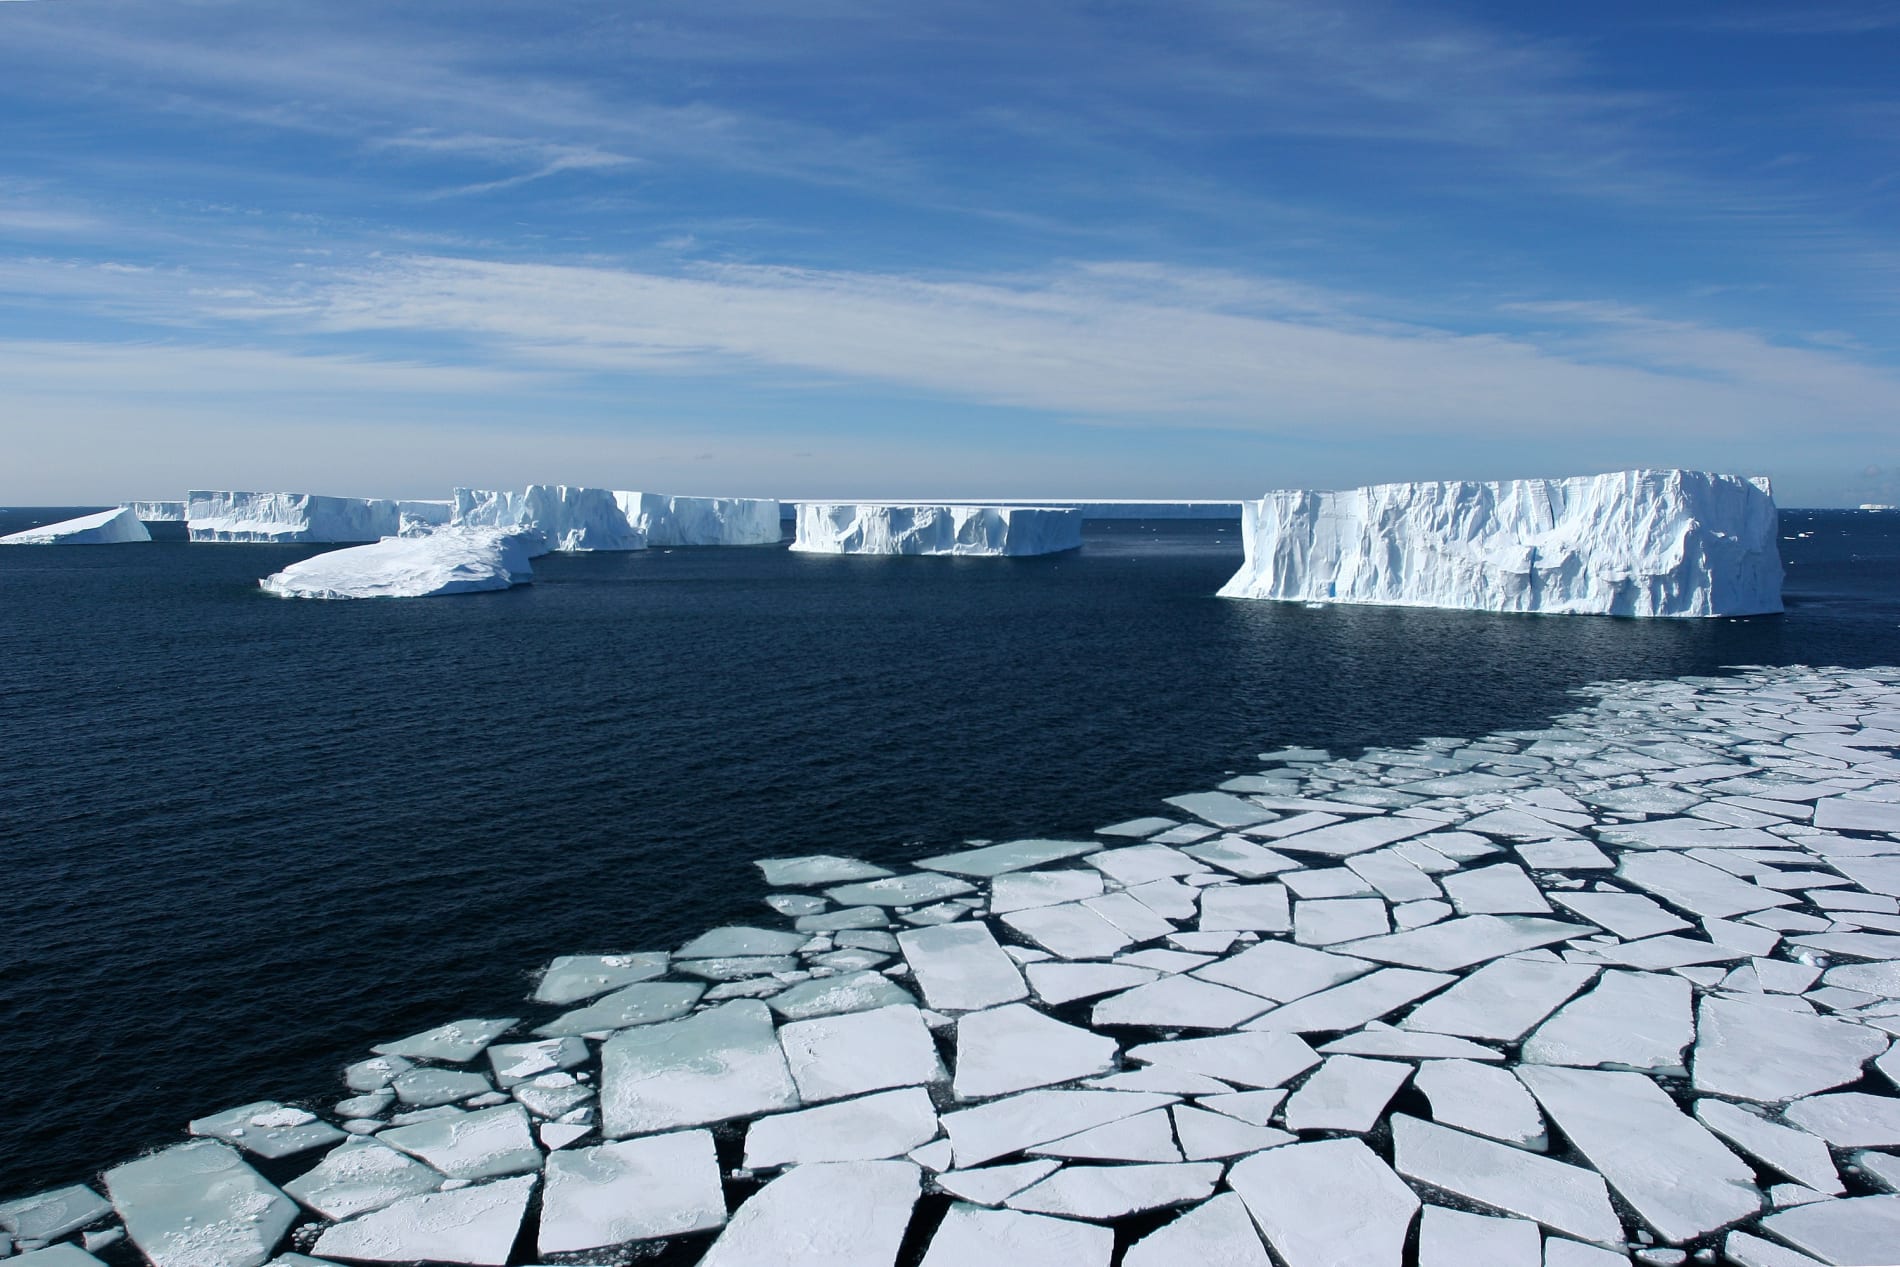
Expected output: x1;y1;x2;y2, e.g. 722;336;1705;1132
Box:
121;500;187;522
259;528;539;599
452;485;646;552
2;506;152;545
790;504;1083;556
616;492;783;546
1218;469;1783;617
187;491;401;543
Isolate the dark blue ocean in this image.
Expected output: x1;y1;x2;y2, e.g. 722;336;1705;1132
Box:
1;510;1895;1199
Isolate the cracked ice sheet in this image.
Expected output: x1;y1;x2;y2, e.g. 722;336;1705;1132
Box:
1516;1064;1761;1243
283;1138;441;1220
899;923;1027;1011
1333;914;1588;970
1026;961;1159;1004
1244;967;1454;1032
1281;1055;1412;1133
1692;994;1889;1102
1001;901;1132;958
1759;1195;1900;1266
1091;974;1274;1029
1229;1138;1419;1267
378;1104;540;1180
533;981;706;1037
700;1161;920;1267
1442;863;1552;915
1520;969;1694;1072
538;1131;725;1254
1190;939;1375;1001
1418;1206;1542;1267
188;1102;344;1159
1412;1059;1545;1146
1030;1107;1180;1161
104;1141;298;1267
1007;1162;1221;1219
0;1187;112;1241
1126;1029;1320;1088
1391;1115;1623;1246
1400;955;1599;1041
915;838;1100;876
1694;1100;1842;1194
1123;1193;1271;1267
1198;883;1291;931
1617;852;1797;919
1267;814;1433;856
743;1086;940;1168
600;999;798;1136
312;1175;535;1267
942;1091;1177;1167
1171;1104;1294;1158
918;1204;1112;1267
989;869;1104;914
954;1003;1117;1098
777;1004;946;1102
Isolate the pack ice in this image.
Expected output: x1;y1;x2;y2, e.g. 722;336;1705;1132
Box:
1219;468;1782;617
186;491;402;543
258;528;539;599
0;506;150;545
790;504;1083;556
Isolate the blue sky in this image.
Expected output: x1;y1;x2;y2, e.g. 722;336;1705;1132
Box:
1;0;1896;505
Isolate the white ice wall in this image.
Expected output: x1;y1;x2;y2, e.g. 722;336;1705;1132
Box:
790;504;1083;556
121;500;187;522
2;506;152;545
451;486;646;552
615;492;783;546
186;491;402;543
1218;469;1783;617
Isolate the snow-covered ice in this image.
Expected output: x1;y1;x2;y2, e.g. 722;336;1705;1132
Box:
282;1138;441;1220
790;503;1083;556
1391;1114;1623;1245
377;1104;540;1180
103;1141;298;1267
742;1086;939;1167
1229;1138;1419;1267
953;1003;1117;1098
898;923;1027;1011
918;1203;1112;1267
260;527;538;599
1218;469;1783;617
601;1000;798;1135
698;1161;918;1267
1;506;150;545
776;1004;946;1102
538;1131;725;1253
311;1174;534;1266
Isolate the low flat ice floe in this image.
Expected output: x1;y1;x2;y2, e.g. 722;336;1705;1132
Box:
6;665;1900;1265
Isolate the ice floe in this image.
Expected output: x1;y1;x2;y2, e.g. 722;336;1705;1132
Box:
0;506;150;545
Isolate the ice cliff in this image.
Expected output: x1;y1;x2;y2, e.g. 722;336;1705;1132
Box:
259;528;539;599
615;492;783;546
1218;469;1783;617
790;504;1083;556
1;506;152;545
451;486;646;553
120;500;187;522
187;491;402;543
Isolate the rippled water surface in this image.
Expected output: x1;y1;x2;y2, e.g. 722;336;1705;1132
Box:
1;510;1895;1196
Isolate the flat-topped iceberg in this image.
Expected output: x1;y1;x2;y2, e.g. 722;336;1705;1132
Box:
187;491;401;543
616;492;783;546
259;528;538;599
120;500;187;522
1219;469;1781;617
1;506;151;545
452;485;645;553
791;504;1082;556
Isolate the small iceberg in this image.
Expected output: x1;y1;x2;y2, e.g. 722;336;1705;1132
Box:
1;506;151;545
258;528;538;599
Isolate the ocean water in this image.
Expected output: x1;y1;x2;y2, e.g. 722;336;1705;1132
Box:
0;509;1895;1198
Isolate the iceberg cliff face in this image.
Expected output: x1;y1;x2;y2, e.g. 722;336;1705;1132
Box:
259;528;538;599
1218;469;1782;617
452;486;646;552
2;506;152;545
121;500;187;522
790;504;1083;556
615;492;783;546
186;491;401;543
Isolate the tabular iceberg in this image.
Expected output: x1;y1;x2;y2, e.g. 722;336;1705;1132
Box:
120;500;187;522
1;506;152;545
1218;469;1782;617
258;528;538;599
452;485;646;552
187;491;402;543
791;504;1084;557
615;492;783;546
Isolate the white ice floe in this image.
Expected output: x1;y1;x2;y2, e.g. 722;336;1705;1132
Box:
777;1004;946;1102
1783;1093;1900;1147
377;1104;539;1180
1618;852;1796;919
0;506;150;545
1007;1162;1221;1219
538;1130;725;1253
757;855;895;886
990;869;1106;914
954;1003;1118;1098
1443;863;1552;915
1093;974;1274;1029
259;527;538;599
1294;897;1388;945
941;1090;1177;1167
1026;961;1159;1004
918;1203;1112;1267
1519;969;1694;1072
187;1102;343;1159
743;1086;939;1167
1331;914;1587;971
1516;1064;1760;1242
532;952;669;1004
1758;1195;1900;1265
1189;939;1375;1001
486;1036;588;1087
898;923;1028;1011
1126;1029;1320;1088
1691;994;1889;1102
699;1161;919;1267
1004;904;1135;960
1245;967;1454;1032
186;490;401;543
1693;1100;1842;1195
451;484;645;552
1412;1058;1545;1146
766;970;916;1020
1229;1138;1420;1267
311;1174;534;1266
615;491;782;546
1281;1054;1413;1133
0;1186;112;1242
534;981;704;1036
103;1140;298;1267
601;999;798;1136
372;1018;518;1063
282;1137;441;1220
790;503;1082;556
1217;469;1783;617
1123;1193;1273;1267
1170;1104;1294;1158
1391;1114;1623;1245
1400;956;1598;1041
1029;1107;1181;1162
934;1159;1060;1206
917;839;1100;876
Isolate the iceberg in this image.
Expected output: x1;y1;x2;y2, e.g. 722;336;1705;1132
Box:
616;492;783;546
451;485;644;552
120;500;187;522
186;491;401;543
1218;469;1782;617
791;504;1082;556
258;528;538;599
1;506;150;545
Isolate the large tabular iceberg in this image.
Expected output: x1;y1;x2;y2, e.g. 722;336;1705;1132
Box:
791;504;1083;556
187;491;401;543
1;506;152;545
1218;469;1782;617
452;485;646;552
120;500;187;522
258;528;539;599
616;492;783;546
